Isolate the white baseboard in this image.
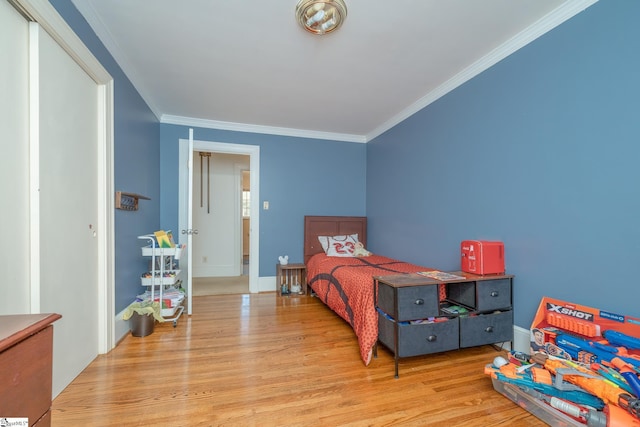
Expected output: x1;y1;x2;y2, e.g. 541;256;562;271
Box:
258;275;277;292
114;308;130;344
513;325;530;353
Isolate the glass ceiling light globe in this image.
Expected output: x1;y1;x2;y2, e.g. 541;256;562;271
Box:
296;0;347;35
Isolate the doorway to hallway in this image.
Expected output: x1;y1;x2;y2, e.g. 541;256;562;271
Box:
178;138;260;311
191;152;249;295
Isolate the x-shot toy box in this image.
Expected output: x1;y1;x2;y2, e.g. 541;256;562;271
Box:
528;296;640;358
489;297;640;427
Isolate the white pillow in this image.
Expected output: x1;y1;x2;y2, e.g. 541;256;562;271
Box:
325;235;358;257
318;234;358;253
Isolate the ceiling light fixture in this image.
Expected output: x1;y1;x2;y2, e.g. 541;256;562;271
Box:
296;0;347;35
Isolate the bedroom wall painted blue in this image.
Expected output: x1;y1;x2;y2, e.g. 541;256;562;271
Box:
159;124;367;276
367;0;640;328
50;0;161;313
51;0;638;325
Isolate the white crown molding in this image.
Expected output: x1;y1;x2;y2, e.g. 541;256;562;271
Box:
365;0;598;142
70;0;162;120
161;114;367;143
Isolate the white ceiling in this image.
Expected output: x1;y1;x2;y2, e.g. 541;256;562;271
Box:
70;0;596;142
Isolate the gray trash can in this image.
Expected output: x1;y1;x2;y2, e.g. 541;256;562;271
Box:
130;312;155;337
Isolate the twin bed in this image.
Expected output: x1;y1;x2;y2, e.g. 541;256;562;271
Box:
303;215;439;365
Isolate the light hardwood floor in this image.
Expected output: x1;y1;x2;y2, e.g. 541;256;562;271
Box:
51;293;544;426
192;276;250;296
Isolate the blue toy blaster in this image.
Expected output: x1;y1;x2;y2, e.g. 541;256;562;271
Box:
486;367;605;409
555;333;640;370
604;330;640;351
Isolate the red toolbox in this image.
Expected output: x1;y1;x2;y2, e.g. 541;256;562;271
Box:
461;240;504;275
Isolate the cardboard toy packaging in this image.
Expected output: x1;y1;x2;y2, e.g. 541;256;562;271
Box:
460;240;504;275
489;296;640;427
528;296;640;356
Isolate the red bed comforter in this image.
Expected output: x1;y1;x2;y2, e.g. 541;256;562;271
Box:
306;253;434;365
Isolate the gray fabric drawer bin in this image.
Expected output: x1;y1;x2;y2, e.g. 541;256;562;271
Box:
378;283;440;321
476;279;511;311
459;310;513;348
378;315;459;358
447;278;512;312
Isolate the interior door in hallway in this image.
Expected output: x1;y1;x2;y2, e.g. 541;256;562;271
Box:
192;152;248;278
179;139;260;300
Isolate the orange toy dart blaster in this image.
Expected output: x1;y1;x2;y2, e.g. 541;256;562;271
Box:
533;353;640;421
484;360;604;409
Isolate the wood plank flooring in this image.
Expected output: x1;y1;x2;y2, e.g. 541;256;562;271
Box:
51;293;544;426
192;276;250;296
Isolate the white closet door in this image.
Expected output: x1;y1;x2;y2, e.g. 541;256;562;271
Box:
0;0;31;314
36;24;101;396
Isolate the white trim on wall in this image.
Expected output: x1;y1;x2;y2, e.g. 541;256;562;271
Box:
162;114;366;144
513;325;531;354
28;22;41;313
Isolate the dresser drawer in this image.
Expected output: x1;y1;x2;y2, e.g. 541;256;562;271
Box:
476;279;511;311
459;310;513;348
0;325;53;423
378;315;459;357
378;282;440;321
447;278;511;311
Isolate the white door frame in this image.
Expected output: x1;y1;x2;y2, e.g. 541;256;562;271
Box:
19;0;115;354
235;163;249;276
179;138;260;301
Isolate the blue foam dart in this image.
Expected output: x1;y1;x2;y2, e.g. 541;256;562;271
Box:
488;368;605;409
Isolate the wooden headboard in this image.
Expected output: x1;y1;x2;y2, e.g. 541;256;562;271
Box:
304;216;367;265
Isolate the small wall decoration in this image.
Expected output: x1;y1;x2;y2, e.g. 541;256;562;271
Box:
115;191;150;211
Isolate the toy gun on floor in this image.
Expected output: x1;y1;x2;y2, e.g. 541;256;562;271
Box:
519;383;640;427
485;356;640;426
555;333;640;398
533;353;640;421
555;333;640;372
484;357;605;409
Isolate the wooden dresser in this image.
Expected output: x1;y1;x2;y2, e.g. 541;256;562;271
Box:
0;313;62;427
